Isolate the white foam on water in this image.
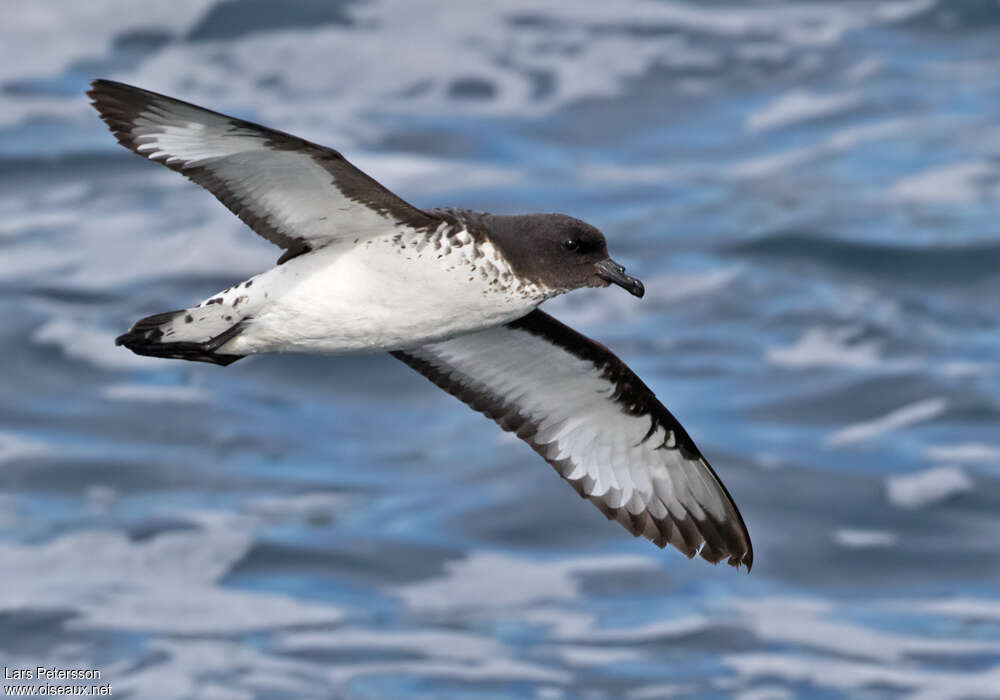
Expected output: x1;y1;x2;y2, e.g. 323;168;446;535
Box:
887;160;997;204
731;689;796;700
518;607;598;639
909;598;1000;623
518;590;1000;698
101;382;212;403
938;361;996;379
833;528;898;548
277;627;504;662
112;634;568;699
844;56;885;82
652;266;743;305
732;597;1000;664
825;397;948;447
349;153;518;197
322;657;570;686
722;652;1000;700
2;206;272;294
576;163;698;186
627;684;699;699
113;0;889;135
39;182;93;205
925;442;1000;465
550;645;644;667
729;142;831;179
885;465;973;509
1;0;935;136
0;431;50;464
439;585;1000;697
543;285;644;330
0;211;79;238
735;689;796;700
84;584;342;635
32;318;172;371
546;266;740;329
767;326;885;370
84;485;119;514
240;492;348;523
754;453;786;471
109;639;323;700
0;0;216;128
0;525;343;635
746;89;862;132
0;434;52;528
0;0;214;84
394;551;657;613
876;0;937;23
109;12;664;149
277;628;573;687
730;117;917;178
570;615;714;644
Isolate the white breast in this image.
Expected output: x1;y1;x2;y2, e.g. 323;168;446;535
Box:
224;226;555;355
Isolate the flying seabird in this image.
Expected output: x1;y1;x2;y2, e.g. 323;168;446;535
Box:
88;79;752;569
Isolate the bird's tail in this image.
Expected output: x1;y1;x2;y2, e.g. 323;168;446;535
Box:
116;308;247;366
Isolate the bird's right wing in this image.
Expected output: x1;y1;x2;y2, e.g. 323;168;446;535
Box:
393;310;752;569
88;80;437;264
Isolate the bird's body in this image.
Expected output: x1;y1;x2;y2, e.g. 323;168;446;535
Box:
89;79;753;569
187;216;551;357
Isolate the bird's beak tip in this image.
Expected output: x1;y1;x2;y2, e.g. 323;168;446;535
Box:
595;258;644;298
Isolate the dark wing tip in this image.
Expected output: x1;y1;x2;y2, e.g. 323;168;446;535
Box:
86;77;115;99
87;77;120;97
581;482;751;571
511;311;755;572
87;79;154;153
87;78;139;110
393;313;754;572
695;457;753;573
87;78;157;104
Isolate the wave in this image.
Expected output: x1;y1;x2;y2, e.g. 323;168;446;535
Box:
0;0;944;143
826;397;948;446
885;465;974;510
730;233;1000;284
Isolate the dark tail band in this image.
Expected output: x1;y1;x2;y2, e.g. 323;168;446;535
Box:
116;310;246;366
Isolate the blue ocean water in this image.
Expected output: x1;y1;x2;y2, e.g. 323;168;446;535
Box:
2;1;999;697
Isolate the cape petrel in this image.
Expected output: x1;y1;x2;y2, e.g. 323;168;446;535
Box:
89;79;752;569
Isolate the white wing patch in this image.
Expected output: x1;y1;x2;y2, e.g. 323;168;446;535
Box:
89;80;435;260
394;311;752;569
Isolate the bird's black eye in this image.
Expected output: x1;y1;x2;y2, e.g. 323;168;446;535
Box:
564;239;579;251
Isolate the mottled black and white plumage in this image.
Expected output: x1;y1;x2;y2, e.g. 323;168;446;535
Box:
90;79;752;569
393;311;751;566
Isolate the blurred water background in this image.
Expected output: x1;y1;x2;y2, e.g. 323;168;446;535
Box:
2;1;1000;697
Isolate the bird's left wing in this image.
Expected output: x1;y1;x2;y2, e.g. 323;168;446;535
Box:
88;80;437;264
392;309;752;569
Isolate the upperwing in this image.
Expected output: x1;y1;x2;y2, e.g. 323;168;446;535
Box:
88;79;436;264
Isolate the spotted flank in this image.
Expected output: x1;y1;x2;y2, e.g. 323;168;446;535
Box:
92;80;751;569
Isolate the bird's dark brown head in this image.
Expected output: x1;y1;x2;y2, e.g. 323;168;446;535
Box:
481;213;644;297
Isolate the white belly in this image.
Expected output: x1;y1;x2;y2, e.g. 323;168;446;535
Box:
223;233;552;355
